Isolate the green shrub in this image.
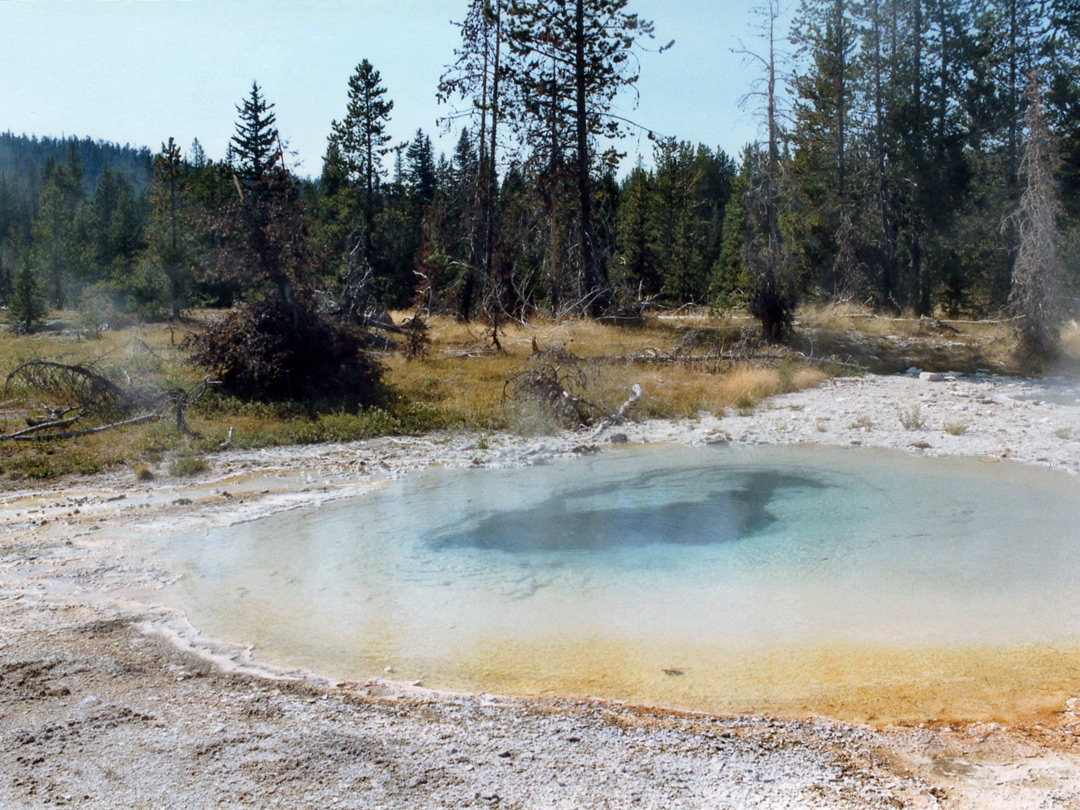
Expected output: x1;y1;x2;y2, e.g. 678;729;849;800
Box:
168;452;208;477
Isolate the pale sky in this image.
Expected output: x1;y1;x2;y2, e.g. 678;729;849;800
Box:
1;0;787;177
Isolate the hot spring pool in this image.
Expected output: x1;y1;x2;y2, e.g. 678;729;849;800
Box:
158;444;1080;723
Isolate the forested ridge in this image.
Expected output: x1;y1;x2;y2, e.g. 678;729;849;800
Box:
3;0;1079;357
0;132;153;193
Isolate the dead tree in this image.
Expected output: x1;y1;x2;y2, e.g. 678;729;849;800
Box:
2;360;215;441
738;0;798;342
1007;73;1067;360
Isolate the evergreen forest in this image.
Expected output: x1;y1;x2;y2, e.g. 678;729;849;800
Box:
4;0;1080;362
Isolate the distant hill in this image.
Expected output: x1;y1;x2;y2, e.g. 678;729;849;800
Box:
0;132;153;195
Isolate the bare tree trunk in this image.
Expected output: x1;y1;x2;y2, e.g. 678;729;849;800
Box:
835;0;847;201
912;0;930;316
485;0;505;330
574;0;604;316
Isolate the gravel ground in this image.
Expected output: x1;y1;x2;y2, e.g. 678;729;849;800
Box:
2;370;1080;809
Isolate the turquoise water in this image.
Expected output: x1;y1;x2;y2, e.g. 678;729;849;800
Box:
158;445;1080;720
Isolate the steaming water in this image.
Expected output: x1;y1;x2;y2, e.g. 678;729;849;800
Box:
159;445;1080;722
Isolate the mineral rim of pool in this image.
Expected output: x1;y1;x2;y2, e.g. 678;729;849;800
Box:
156;444;1080;725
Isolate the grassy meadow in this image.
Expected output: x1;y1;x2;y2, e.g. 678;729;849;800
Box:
0;306;1075;483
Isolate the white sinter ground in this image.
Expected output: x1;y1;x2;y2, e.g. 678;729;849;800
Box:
1;370;1080;809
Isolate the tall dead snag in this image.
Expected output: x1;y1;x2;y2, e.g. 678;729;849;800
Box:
439;0;507;325
1008;73;1067;360
739;0;797;342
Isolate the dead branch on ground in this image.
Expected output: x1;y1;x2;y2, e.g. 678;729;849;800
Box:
2;413;159;442
589;384;643;439
503;349;602;428
5;360;155;415
2;361;217;441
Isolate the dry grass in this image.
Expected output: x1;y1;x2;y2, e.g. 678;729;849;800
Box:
387;314;828;426
945;420;969;436
793;302;1021;374
1060;321;1080;363
897;405;926;430
0;304;1064;483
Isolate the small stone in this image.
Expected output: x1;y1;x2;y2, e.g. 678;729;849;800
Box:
920;372;944;382
610;433;629;444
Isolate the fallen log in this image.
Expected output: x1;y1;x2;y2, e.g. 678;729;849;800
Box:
589;384;644;439
617;352;866;370
2;413;158;442
2;414;83;439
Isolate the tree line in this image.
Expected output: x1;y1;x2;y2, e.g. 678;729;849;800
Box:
772;0;1080;326
3;0;1079;357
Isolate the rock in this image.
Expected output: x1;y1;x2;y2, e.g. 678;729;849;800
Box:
609;433;629;444
920;372;945;382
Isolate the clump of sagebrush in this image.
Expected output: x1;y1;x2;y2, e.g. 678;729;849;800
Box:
945;420;969;436
132;462;156;481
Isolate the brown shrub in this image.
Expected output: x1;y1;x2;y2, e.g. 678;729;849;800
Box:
186;299;383;403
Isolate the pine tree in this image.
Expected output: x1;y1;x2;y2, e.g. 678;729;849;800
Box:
712;149;754;303
614;159;658;296
440;0;509;322
507;0;659;315
230;81;280;184
405;130;438;207
147;138;192;320
329;60;393;199
29;158;86;308
789;0;860;297
328;60;394;267
190;138;208;169
89;166;146;282
9;261;45;332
